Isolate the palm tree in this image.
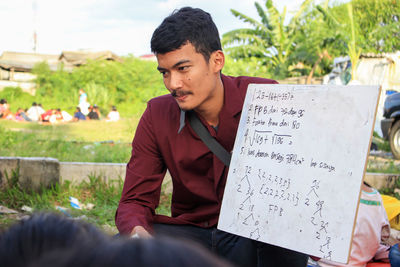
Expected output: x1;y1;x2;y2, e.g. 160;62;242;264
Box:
222;0;313;78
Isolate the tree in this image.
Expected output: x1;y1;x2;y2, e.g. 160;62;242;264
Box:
291;0;340;82
222;0;313;78
314;0;400;80
350;0;400;53
313;2;362;80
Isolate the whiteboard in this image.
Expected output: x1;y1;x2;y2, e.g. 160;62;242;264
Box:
218;84;380;263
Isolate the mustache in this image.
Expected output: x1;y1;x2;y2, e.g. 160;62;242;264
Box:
171;90;191;97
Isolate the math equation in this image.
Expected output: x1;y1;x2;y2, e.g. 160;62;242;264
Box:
218;84;380;263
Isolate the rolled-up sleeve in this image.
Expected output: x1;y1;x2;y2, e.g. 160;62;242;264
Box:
115;102;166;234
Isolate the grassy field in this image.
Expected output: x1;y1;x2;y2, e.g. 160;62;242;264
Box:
0;175;172;233
0;119;139;163
0;118;138;143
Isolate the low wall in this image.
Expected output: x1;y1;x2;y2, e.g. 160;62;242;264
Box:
59;162;126;184
0;157;394;194
0;157;172;193
0;157;59;191
364;172;400;189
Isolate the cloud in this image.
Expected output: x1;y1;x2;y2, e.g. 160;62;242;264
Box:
0;0;307;56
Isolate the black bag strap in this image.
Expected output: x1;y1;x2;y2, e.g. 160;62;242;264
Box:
187;110;231;167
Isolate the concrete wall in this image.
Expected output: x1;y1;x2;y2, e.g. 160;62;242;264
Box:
60;162;126;184
364;172;400;189
0;157;172;193
0;157;394;194
59;161;172;193
0;157;59;191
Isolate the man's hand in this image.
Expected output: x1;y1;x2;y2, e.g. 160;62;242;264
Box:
131;225;152;239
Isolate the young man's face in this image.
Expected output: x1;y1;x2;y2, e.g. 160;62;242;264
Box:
156;42;224;111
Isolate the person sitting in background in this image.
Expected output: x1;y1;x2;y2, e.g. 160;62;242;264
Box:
0;99;13;120
41;109;55;123
37;103;46;120
26;102;40;121
40;109;62;124
106;106;120;122
317;182;390;267
15;108;31;121
37;103;45;114
87;104;101;120
53;108;63;123
0;99;7;117
26;102;45;121
73;106;86;121
61;110;73;122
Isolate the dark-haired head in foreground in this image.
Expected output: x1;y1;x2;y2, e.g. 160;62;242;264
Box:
0;212;107;267
30;237;231;267
0;212;230;267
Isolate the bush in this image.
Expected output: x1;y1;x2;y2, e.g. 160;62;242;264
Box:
1;57;166;117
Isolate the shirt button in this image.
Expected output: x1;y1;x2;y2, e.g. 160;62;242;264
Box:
203;221;209;227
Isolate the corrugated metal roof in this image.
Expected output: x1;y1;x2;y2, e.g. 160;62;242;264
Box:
59;50;122;66
0;50;122;72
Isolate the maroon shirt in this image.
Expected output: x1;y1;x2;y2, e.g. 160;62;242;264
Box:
115;74;277;234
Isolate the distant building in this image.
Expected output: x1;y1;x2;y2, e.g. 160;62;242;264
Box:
323;51;400;136
59;50;122;67
0;50;122;94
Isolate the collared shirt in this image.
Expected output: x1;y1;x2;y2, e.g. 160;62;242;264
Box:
115;74;278;234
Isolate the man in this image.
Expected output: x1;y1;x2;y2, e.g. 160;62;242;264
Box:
87;105;101;120
73;106;86;121
27;102;40;121
78;88;89;115
116;7;308;267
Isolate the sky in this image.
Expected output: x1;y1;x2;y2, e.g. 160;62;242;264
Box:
0;0;306;57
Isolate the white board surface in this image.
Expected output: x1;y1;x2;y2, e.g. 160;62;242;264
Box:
218;84;380;263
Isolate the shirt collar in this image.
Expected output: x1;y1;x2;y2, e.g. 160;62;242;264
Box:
178;109;186;133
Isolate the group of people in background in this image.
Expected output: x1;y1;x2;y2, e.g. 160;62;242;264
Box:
0;89;120;124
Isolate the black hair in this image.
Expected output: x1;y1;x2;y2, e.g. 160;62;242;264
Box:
151;7;221;61
0;213;108;267
29;237;231;267
76;106;81;112
32;102;37;106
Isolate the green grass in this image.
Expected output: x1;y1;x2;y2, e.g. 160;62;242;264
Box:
366;159;400;174
372;133;391;152
0;118;138;143
0;174;172;233
0;120;138;163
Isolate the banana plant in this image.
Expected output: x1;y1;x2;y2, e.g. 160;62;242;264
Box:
222;0;313;78
316;2;362;80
